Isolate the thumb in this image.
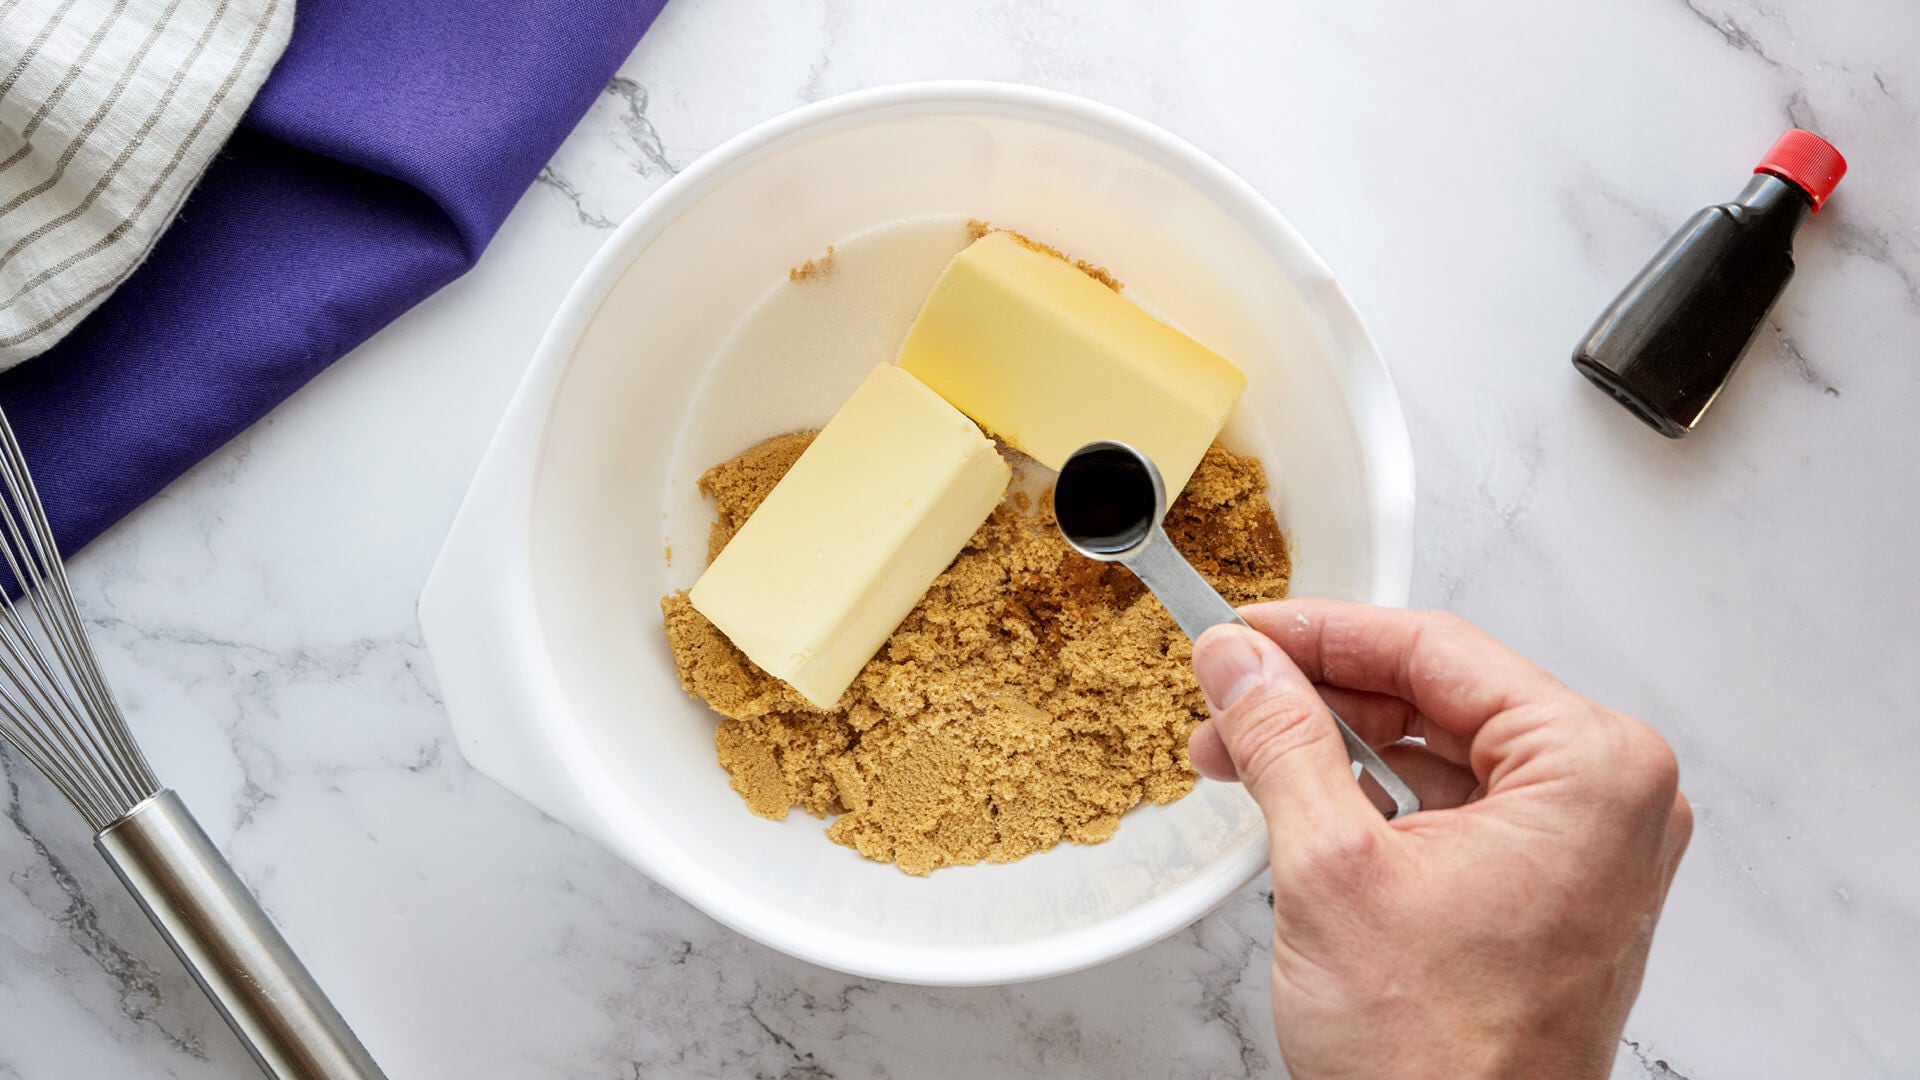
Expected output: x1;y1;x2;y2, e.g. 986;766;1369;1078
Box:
1192;624;1379;831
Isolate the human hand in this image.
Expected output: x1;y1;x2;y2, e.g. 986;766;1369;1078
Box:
1186;600;1691;1080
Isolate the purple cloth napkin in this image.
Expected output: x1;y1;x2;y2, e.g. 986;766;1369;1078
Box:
0;0;668;557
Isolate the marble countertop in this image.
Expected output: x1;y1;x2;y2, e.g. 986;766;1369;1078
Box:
5;0;1917;1076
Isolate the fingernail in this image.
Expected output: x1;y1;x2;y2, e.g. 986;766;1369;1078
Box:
1194;629;1264;712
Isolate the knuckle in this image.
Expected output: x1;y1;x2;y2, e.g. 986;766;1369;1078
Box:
1283;824;1382;887
1670;791;1696;845
1229;693;1326;778
1605;716;1681;803
1404;610;1477;666
1418;609;1476;638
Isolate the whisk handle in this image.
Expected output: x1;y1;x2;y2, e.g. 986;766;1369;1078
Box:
95;789;387;1080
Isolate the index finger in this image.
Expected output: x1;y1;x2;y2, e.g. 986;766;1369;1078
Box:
1239;599;1576;741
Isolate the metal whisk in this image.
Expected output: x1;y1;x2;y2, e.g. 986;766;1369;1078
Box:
0;408;386;1080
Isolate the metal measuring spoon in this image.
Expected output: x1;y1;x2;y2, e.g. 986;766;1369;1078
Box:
1054;441;1420;820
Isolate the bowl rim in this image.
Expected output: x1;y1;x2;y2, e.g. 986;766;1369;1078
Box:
425;80;1415;985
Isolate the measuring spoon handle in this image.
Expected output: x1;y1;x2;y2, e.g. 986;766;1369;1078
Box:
1128;537;1422;820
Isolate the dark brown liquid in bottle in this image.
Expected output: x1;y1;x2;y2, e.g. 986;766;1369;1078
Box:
1573;174;1811;437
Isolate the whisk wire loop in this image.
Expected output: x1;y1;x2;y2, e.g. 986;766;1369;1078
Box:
0;414;158;829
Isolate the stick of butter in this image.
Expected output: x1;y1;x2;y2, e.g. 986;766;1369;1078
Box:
897;230;1245;496
690;365;1010;709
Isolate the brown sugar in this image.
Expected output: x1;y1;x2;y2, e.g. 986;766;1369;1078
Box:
661;436;1290;875
788;244;836;282
694;430;818;565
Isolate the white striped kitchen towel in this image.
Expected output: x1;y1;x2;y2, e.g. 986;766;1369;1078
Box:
0;0;292;369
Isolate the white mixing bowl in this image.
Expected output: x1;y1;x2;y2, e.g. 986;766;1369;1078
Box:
420;83;1414;986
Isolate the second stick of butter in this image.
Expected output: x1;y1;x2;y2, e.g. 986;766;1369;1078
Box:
690;365;1010;709
897;230;1245;497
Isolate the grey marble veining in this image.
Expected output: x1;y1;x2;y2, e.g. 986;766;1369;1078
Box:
4;0;1918;1076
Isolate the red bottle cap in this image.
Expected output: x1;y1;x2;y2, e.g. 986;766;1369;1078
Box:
1755;129;1846;211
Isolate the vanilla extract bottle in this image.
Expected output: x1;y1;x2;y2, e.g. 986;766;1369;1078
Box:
1573;129;1845;437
